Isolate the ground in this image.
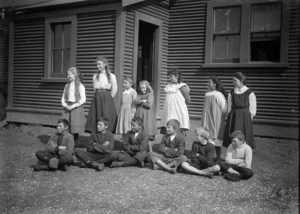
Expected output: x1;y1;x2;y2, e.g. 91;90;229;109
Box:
0;123;298;214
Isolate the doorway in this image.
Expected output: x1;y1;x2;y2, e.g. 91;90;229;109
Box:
136;21;157;88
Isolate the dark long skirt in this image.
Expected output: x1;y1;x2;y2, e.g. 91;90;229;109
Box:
85;90;117;133
223;108;255;149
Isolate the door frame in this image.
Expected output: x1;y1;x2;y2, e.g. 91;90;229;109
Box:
133;12;163;118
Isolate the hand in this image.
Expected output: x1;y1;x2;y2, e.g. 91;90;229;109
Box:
59;146;67;150
103;141;109;146
196;153;199;157
65;105;73;111
93;143;97;147
174;148;178;151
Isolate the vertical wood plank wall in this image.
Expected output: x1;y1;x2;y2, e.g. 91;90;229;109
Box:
169;0;299;126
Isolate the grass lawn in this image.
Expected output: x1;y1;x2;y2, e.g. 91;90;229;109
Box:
0;124;298;214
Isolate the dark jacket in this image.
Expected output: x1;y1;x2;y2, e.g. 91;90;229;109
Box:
86;130;114;154
122;129;149;162
159;133;185;158
45;131;74;156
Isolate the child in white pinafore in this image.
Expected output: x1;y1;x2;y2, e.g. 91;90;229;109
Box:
116;76;137;136
160;68;191;135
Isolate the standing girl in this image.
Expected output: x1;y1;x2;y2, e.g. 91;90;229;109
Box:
200;76;227;160
223;72;257;149
134;80;158;140
160;68;191;135
61;67;86;146
116;76;137;135
85;56;118;133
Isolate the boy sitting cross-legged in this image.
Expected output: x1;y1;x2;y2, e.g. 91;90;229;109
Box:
75;117;114;171
148;119;188;174
33;119;74;171
181;127;219;179
214;130;254;182
106;117;149;168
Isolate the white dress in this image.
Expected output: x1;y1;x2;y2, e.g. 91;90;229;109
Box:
161;83;190;130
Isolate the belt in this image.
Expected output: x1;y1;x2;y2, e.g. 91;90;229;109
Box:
96;89;111;92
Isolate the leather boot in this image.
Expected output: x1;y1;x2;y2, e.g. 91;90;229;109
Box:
110;161;124;168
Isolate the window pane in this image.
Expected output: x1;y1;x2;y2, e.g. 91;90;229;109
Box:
227;35;240;61
267;4;281;31
53;24;63;49
213;36;227;59
228;7;241;34
63;49;71;74
251;39;280;62
251;5;266;32
214;8;227;33
63;23;71;48
53;50;62;74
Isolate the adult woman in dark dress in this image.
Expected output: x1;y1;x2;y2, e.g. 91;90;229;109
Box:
223;72;257;149
85;56;118;133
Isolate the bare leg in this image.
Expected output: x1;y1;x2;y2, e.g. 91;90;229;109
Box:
227;167;241;176
181;162;213;178
202;165;221;174
155;160;177;174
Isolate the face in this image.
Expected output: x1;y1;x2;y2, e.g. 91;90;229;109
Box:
123;80;132;90
169;74;178;84
195;131;207;145
57;122;67;134
97;121;107;133
207;79;215;91
131;121;141;133
166;125;176;135
231;137;243;147
233;77;243;88
97;60;106;72
67;71;76;82
139;84;147;94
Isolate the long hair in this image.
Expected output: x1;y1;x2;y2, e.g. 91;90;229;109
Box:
65;67;83;102
138;80;153;94
209;75;226;98
96;56;111;83
167;68;182;83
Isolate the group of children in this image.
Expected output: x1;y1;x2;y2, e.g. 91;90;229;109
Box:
32;56;256;182
33;117;253;182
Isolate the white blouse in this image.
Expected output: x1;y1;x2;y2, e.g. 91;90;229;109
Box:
61;82;86;108
227;86;257;118
205;90;227;114
93;72;118;97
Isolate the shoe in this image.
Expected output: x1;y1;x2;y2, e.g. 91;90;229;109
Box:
110;161;124;168
139;161;145;168
206;173;213;179
92;162;105;171
49;158;59;169
60;164;68;171
225;173;240;182
33;164;49;171
152;164;160;170
170;162;177;174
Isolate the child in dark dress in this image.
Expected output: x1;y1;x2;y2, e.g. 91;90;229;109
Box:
223;72;257;149
134;80;157;141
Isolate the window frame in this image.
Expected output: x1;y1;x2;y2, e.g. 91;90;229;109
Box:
204;0;289;68
43;15;77;82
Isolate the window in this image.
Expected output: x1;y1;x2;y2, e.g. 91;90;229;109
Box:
205;0;288;67
44;16;77;80
213;7;241;63
250;3;281;62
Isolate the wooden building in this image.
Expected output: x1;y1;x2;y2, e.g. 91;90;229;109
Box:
0;0;298;138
